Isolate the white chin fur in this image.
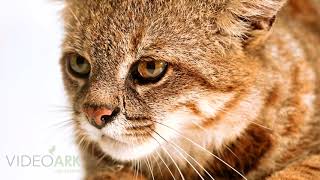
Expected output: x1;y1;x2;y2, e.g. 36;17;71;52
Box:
98;136;160;161
79;119;161;161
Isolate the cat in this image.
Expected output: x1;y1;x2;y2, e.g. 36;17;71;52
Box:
60;0;320;179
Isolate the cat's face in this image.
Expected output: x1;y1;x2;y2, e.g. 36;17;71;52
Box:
61;0;269;161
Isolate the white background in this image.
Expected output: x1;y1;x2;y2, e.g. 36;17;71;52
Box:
0;0;82;179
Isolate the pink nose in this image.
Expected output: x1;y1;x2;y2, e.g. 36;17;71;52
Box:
83;107;114;128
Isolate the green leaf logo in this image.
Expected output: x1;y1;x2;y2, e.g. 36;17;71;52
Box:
49;145;56;155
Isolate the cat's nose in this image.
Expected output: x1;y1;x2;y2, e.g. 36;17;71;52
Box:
82;106;120;129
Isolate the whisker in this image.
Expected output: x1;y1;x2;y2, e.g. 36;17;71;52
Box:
49;104;73;109
151;127;215;179
224;145;241;161
147;131;181;180
156;151;176;180
185;119;243;171
48;122;74;140
190;119;211;133
152;129;205;180
190;119;243;164
151;152;164;178
127;136;141;180
133;159;138;180
189;120;212;135
76;133;92;157
247;120;273;131
160;145;185;180
49;119;74;128
171;140;216;180
136;159;140;180
185;105;271;175
218;104;273;132
48;105;73;114
96;152;108;167
78;138;87;153
138;159;142;180
145;156;155;180
77;135;86;149
148;119;247;180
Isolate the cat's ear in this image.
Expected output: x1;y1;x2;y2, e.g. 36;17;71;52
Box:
215;0;288;47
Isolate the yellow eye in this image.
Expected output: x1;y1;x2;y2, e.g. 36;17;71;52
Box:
138;61;167;78
133;60;168;84
68;54;91;78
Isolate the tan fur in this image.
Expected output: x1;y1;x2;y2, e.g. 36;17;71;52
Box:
60;0;320;179
267;155;320;180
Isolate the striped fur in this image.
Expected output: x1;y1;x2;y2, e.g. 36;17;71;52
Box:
60;0;320;179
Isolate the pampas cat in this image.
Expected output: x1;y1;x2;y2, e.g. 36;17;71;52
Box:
60;0;320;179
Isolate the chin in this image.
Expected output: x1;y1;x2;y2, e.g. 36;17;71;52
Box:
79;117;164;161
98;134;160;161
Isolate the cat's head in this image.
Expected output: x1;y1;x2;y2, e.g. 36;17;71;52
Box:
61;0;286;161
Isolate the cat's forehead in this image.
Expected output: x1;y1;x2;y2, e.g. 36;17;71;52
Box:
62;0;231;64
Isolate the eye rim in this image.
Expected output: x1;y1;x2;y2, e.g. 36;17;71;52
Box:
131;58;169;85
65;53;91;79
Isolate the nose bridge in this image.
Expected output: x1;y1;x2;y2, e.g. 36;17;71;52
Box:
81;78;121;129
83;77;120;109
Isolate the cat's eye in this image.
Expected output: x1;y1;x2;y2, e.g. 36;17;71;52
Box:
132;59;168;84
67;54;91;78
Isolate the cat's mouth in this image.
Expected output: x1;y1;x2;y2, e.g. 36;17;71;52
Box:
103;124;155;143
79;114;160;160
98;125;160;161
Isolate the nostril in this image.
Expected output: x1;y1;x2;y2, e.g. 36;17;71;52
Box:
100;115;111;124
99;107;120;124
83;105;120;129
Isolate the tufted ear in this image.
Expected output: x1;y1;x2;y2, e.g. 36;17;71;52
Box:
214;0;288;47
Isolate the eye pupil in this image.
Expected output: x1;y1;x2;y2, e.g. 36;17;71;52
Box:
77;57;85;65
66;54;91;78
146;62;156;74
134;59;168;84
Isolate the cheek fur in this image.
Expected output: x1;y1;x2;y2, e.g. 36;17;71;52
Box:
153;92;235;147
207;88;264;149
154;87;263;150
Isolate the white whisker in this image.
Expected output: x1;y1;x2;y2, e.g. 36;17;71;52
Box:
149;120;247;180
224;145;241;161
149;132;184;180
218;103;273;131
152;130;206;180
155;150;176;180
151;152;164;178
145;156;155;180
170;139;216;180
